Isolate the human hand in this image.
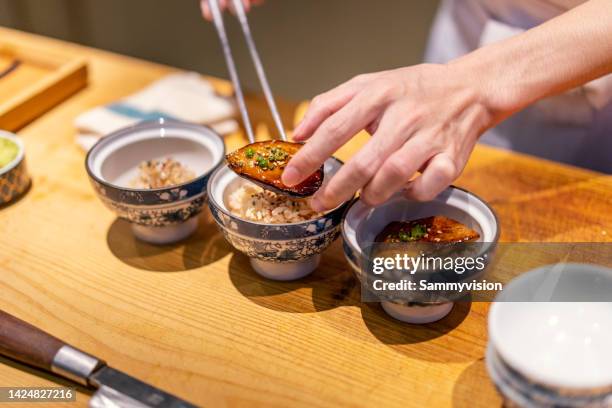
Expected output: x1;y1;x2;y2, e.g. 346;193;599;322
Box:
200;0;264;21
281;63;511;211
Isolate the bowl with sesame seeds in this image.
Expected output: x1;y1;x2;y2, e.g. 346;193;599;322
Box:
341;186;499;323
86;119;225;244
207;156;350;281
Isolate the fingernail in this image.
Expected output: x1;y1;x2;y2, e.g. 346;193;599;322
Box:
281;166;299;187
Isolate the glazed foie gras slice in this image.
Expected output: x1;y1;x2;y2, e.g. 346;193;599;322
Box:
375;216;480;244
226;140;323;197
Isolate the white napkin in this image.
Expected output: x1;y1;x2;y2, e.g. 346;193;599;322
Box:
75;72;238;150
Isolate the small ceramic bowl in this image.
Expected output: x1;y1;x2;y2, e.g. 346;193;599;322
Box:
86;119;225;244
342;186;499;324
207;157;350;281
487;263;612;406
0;131;30;205
486;345;612;408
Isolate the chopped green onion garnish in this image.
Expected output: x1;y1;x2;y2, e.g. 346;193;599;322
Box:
411;224;426;239
397;224;426;242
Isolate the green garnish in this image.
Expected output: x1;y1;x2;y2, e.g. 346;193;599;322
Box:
398;224;427;242
250;146;288;170
410;224;427;239
256;156;269;169
269;147;288;162
398;232;411;242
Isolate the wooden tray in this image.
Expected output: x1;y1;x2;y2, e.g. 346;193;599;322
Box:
0;39;87;131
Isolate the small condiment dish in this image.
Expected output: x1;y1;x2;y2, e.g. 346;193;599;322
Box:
207;157;350;281
342;186;499;323
0;131;30;206
86;119;225;244
487;263;612;406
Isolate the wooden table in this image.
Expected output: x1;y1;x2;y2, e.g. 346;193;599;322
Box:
1;27;611;408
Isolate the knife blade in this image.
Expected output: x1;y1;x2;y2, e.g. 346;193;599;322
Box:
0;310;199;408
88;366;197;408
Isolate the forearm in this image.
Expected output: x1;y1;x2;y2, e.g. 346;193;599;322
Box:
285;0;612;207
453;0;612;123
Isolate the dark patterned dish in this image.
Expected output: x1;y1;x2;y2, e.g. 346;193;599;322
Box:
207;157;349;280
86;119;225;244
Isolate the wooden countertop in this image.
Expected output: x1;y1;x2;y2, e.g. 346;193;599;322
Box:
1;27;610;408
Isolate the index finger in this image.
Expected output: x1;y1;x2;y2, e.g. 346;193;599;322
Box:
282;91;382;187
292;83;362;142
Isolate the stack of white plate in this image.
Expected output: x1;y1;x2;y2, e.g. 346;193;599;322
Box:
487;263;612;407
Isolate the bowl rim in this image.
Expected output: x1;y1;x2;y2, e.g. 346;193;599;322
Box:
0;130;25;177
340;184;501;259
207;156;351;227
84;119;225;194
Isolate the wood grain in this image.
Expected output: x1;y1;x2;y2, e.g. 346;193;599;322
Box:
0;27;610;408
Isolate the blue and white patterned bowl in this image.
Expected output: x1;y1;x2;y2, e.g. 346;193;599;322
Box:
342;186;499;323
207;157;349;280
86;119;225;244
0;131;30;206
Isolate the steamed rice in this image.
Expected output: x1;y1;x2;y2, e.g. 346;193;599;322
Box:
228;183;322;223
131;158;195;189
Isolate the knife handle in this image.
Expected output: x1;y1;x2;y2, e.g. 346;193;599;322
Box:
0;309;65;370
0;310;104;385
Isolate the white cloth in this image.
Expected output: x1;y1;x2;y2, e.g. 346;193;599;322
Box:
75;72;238;150
425;0;612;173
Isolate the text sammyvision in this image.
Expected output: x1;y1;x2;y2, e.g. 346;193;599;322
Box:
369;253;503;292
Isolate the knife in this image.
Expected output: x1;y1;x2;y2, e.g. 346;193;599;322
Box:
0;310;198;408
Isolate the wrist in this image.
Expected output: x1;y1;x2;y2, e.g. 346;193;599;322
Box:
449;44;533;126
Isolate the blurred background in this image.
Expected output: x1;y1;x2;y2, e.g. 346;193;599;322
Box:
0;0;439;100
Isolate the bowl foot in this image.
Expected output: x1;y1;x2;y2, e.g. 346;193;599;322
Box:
381;301;453;324
250;255;321;281
131;217;198;245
